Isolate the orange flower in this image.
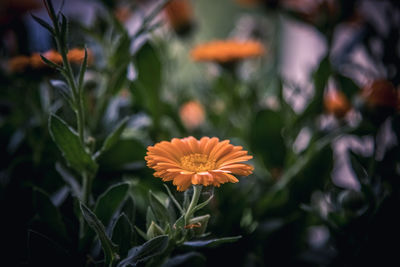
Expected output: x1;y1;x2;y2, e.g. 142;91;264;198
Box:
145;137;253;191
114;6;132;23
190;40;265;63
67;48;94;65
8;55;30;73
324;89;351;118
31;50;62;69
179;101;205;130
361;79;398;108
164;0;194;34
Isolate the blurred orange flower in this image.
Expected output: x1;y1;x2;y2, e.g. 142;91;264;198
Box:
8;48;93;73
8;55;30;73
30;49;62;69
361;79;398;108
190;40;265;63
164;0;194;34
145;136;253;191
114;6;132;23
67;48;93;65
324;89;351;118
179;101;205;130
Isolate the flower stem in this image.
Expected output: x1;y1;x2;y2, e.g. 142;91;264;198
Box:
184;185;202;224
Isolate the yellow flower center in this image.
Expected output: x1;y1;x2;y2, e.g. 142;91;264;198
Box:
180;153;216;172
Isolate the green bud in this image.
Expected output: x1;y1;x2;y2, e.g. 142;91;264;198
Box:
147;221;165;239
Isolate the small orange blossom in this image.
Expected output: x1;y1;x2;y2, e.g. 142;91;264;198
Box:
190;40;265;63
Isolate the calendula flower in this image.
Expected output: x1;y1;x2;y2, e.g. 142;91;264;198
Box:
8;55;30;73
179;101;205;130
190;40;265;63
361;79;398;108
145;137;253;191
324;89;351;118
164;0;194;34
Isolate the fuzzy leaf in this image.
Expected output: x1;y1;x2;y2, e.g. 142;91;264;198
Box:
80;203;119;265
94;182;130;227
117;235;169;267
183;235;241;248
49;114;98;175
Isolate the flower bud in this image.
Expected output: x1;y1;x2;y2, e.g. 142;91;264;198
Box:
324;89;351;118
146;221;165;239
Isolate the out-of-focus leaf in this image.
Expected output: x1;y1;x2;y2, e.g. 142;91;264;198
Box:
94;182;130;227
335;73;359;99
149;191;170;225
80;203;119;266
97;138;146;170
146;207;157;229
121;196;136;225
183;235;241;248
163;252;206;267
250;109;286;169
55;162;81;198
31;14;54;34
298;56;331;122
112;213;136;258
132;42;162;124
33;188;68;241
48;114;98;175
94;117;129;159
117;235;169;267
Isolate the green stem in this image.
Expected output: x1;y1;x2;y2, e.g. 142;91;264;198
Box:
79;172;92;238
184;185;202;224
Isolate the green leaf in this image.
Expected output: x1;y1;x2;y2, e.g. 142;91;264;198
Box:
133;42;162;122
173;214;185;230
183;235;242;248
121;196;136;225
298;56;331;120
33;188;68;241
55;162;81;198
250;109;286;169
112;213;136;258
49;114;98;175
80;203;119;266
146;207;157;229
192;195;213;214
31;14;55;34
117;235;169;267
40;54;62;70
163;184;183;214
335;73;359;99
60;14;68;44
94;182;130;227
149;191;170;225
95;117;129;159
134;225;149;241
78;47;88;91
